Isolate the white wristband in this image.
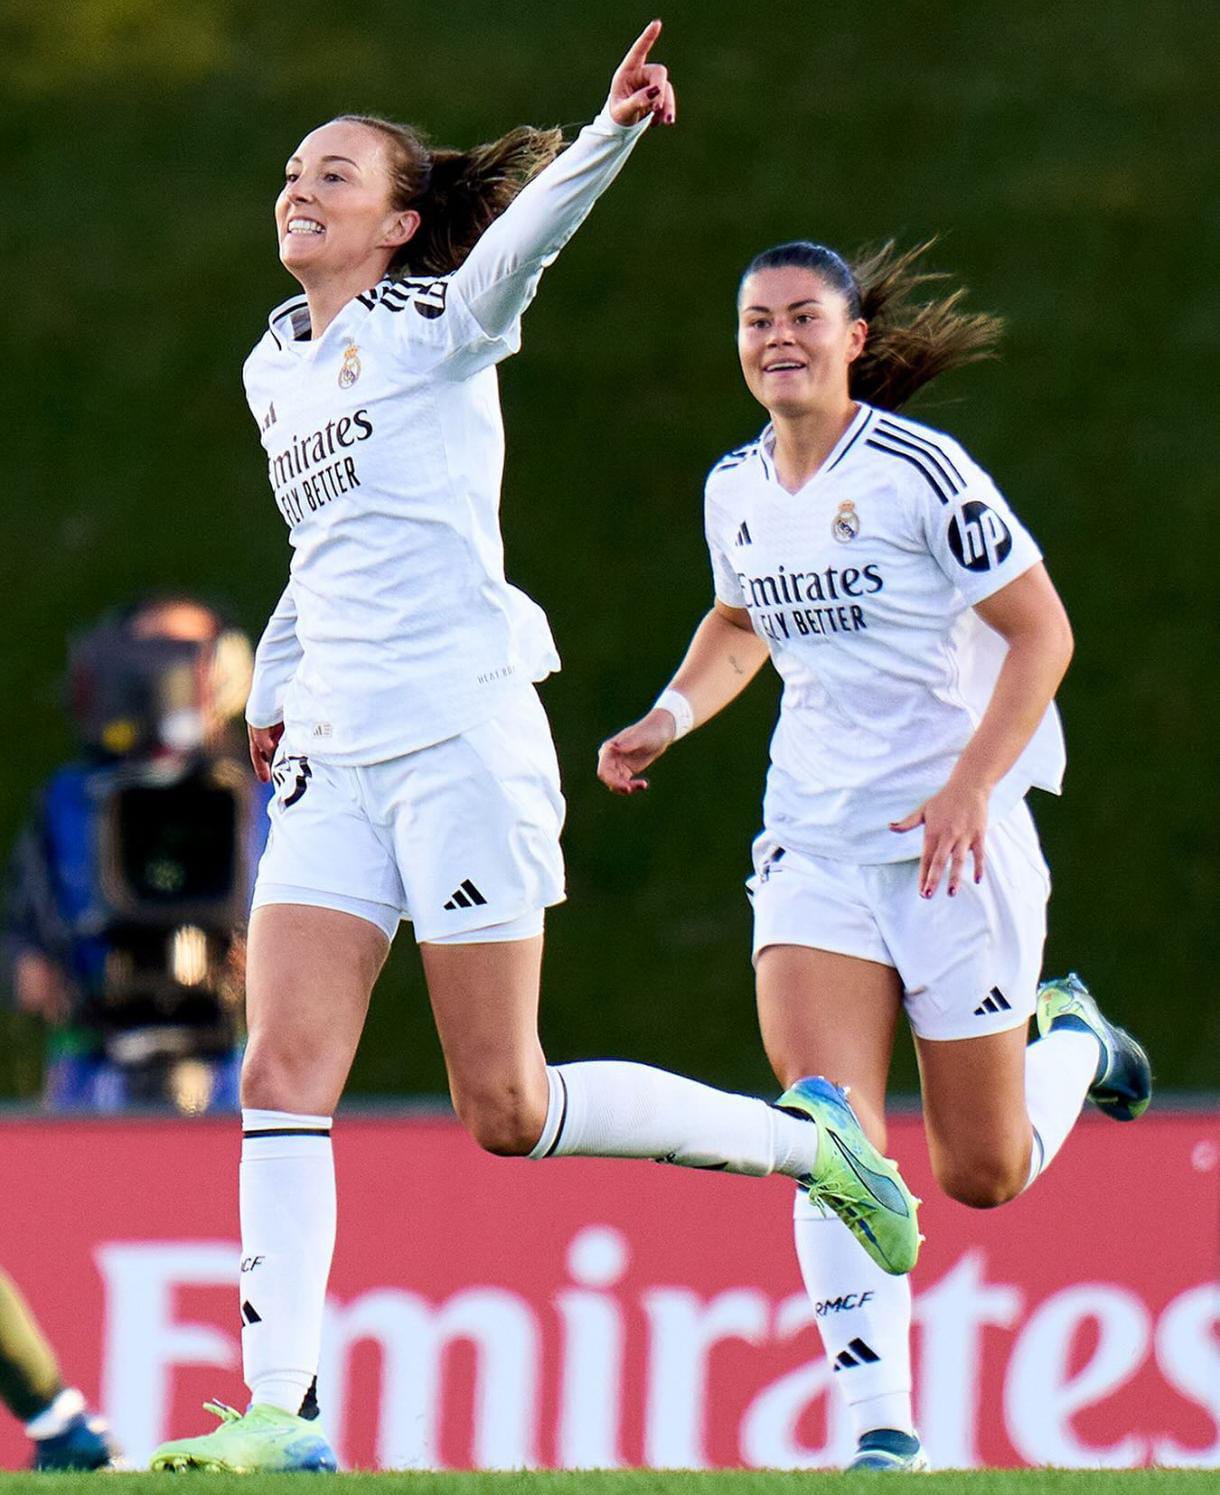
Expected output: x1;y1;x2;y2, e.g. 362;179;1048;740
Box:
654;688;694;740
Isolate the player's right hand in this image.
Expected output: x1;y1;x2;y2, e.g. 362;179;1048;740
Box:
597;708;676;795
248;721;285;783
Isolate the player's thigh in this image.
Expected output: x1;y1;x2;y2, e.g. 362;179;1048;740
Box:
757;944;902;1150
243;902;390;1114
914;1023;1032;1206
420;934;549;1152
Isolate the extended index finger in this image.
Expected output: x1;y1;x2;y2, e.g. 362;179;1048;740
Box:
621;18;662;70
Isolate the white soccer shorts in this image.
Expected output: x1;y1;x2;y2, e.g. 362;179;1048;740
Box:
748;800;1050;1040
252;687;565;943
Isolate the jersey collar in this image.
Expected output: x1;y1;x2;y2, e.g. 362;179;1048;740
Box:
757;403;876;487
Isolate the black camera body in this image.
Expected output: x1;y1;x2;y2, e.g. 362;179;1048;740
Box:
83;753;252;1073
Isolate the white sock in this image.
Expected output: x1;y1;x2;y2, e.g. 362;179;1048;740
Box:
793;1192;915;1440
1023;1028;1100;1187
529;1062;817;1178
240;1108;335;1415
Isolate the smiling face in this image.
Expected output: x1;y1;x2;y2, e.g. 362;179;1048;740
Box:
737;266;867;419
276;119;420;289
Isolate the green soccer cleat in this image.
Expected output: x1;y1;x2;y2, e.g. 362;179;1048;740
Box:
777;1076;922;1276
848;1428;930;1472
149;1400;337;1473
1036;972;1152;1122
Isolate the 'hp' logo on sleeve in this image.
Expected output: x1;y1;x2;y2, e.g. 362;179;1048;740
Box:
948;500;1013;571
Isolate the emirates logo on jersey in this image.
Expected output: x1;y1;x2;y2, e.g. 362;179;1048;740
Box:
832;500;861;543
338;342;362;389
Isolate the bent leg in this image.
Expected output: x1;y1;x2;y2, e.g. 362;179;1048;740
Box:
422;935;550;1155
916;1025;1035;1207
424;936;820;1177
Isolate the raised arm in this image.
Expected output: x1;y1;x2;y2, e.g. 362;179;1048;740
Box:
597;601;770;795
451;20;675;342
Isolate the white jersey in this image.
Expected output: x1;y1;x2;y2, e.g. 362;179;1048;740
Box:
243;109;649;764
705;403;1066;863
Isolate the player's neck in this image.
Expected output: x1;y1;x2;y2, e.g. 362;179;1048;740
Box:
769;400;858;494
294;263;386;340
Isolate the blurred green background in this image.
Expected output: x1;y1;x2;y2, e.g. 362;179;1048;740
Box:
1;0;1216;1100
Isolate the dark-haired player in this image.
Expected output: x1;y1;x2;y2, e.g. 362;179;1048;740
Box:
151;31;922;1476
599;240;1151;1473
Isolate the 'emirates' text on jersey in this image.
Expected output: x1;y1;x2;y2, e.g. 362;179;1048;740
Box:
243;110;648;763
705;404;1066;863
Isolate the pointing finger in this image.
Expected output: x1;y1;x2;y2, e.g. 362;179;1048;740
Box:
622;18;662;70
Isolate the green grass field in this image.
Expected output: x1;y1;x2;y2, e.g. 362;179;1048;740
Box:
1;1474;1217;1493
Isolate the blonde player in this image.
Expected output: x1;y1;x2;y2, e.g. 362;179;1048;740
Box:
598;240;1152;1472
151;28;923;1475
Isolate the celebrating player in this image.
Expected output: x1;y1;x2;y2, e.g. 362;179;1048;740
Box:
598;240;1152;1472
150;27;923;1475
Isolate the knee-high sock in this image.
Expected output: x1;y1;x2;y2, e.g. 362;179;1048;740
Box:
1023;1028;1100;1187
240;1109;336;1414
0;1271;62;1422
528;1062;818;1178
793;1192;915;1439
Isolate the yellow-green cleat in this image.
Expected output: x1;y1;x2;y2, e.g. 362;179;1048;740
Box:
778;1076;922;1276
149;1400;337;1473
1036;972;1151;1122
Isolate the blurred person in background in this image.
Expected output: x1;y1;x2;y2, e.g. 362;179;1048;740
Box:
151;21;921;1477
4;595;268;1113
598;240;1152;1473
0;1269;117;1469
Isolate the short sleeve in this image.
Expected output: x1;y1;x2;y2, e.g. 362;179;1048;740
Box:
704;482;747;608
922;457;1043;607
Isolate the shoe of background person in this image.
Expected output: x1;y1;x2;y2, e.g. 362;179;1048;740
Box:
848;1428;930;1472
776;1076;922;1276
31;1407;121;1471
1036;972;1152;1122
149;1400;337;1473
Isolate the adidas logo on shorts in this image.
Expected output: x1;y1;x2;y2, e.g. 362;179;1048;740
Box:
973;986;1012;1017
444;879;487;911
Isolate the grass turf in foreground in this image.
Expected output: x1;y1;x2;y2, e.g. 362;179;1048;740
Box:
0;1473;1217;1494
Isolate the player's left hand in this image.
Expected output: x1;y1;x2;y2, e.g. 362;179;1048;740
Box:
607;19;676;128
891;779;989;898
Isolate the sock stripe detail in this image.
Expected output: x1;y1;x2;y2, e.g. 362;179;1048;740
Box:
242;1126;332;1139
541;1069;569;1159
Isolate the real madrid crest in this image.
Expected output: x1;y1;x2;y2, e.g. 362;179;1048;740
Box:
832;499;861;543
338;342;361;389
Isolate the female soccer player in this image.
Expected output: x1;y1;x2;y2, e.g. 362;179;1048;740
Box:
598;240;1152;1472
151;27;921;1475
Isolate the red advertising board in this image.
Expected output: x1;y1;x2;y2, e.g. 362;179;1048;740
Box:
2;1111;1217;1470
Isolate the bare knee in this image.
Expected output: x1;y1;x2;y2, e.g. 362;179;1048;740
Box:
935;1152;1027;1209
241;1036;343;1115
452;1079;547;1157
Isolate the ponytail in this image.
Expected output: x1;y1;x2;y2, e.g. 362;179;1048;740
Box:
740;239;1004;410
335;114;565;277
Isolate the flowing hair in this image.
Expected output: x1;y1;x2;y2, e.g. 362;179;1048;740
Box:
739;239;1004;409
335;114;566;277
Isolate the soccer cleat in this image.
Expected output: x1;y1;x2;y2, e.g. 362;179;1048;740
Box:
1036;972;1151;1122
31;1409;121;1471
777;1076;922;1276
149;1400;337;1473
848;1428;930;1472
